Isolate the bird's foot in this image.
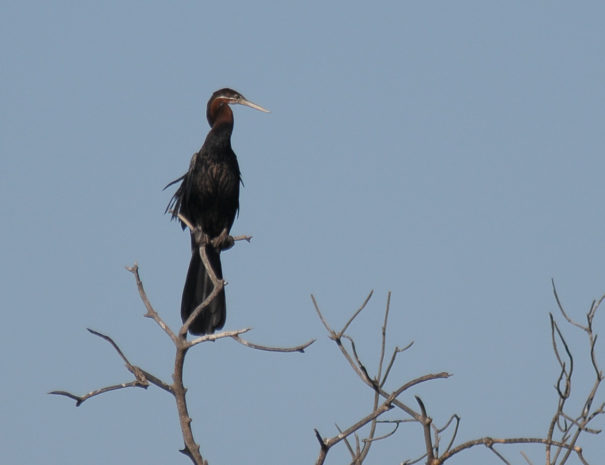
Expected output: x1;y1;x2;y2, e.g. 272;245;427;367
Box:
211;233;234;251
193;227;210;247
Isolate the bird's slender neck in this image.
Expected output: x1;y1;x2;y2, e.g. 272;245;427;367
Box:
208;108;234;152
208;99;234;131
203;103;234;154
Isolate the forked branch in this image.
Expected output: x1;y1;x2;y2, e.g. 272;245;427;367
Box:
312;292;450;465
52;239;313;465
312;286;603;465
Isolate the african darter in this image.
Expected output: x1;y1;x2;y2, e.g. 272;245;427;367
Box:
166;88;269;335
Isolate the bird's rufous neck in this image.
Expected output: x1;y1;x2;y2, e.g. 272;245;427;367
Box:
208;98;234;129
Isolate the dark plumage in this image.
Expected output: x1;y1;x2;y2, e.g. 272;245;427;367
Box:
166;88;268;335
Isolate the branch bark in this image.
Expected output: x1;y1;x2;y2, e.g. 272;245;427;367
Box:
312;288;603;465
52;258;314;465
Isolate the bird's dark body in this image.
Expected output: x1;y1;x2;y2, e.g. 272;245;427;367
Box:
177;124;241;240
167;89;267;335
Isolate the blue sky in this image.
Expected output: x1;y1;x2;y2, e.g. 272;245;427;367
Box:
2;1;604;464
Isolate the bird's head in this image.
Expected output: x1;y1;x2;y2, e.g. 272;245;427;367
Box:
206;88;269;126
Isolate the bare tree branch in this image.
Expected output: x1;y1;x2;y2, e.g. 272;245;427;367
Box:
401;452;428;465
313;287;603;465
415;396;434;464
520;450;534;465
377;291;391;384
315;374;432;465
542;282;605;465
433;413;460;456
362;421;401;443
54;255;603;465
440;436;583;462
381;342;414;389
487;443;512;465
188;328;251;348
49;381;147;407
48;328;173;405
340;290;374;337
312;293;452;465
334;424;356;460
126;263;178;343
54;258;312;465
312;293;451;424
552;279;590;332
231;334;315;352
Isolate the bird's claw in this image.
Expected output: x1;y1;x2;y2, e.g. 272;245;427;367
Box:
193;226;233;251
219;236;235;251
193;227;210;247
211;234;234;251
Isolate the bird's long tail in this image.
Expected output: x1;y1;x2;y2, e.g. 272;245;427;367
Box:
181;244;226;335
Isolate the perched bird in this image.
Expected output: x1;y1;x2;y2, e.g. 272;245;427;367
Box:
166;88;269;335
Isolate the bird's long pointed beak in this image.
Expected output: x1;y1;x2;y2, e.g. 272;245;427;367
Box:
238;97;270;113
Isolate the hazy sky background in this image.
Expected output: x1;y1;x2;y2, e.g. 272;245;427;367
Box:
2;2;604;464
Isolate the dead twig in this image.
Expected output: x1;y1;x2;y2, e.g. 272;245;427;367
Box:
312;293;450;422
381;342;414;388
439;284;603;465
434;414;460;456
188;328;251;348
49;382;147;407
54;255;312;465
312;286;603;465
415;396;434;464
312;292;450;465
231;335;315;352
439;436;584;462
49;328;172;405
315;374;425;465
520;450;534;465
127;263;178;343
362;421;401;443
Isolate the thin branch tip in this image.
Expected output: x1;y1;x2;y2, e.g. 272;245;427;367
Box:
232;334;315;353
125;262;138;273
